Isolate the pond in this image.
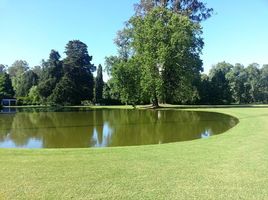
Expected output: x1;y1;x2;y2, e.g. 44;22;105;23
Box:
0;108;238;148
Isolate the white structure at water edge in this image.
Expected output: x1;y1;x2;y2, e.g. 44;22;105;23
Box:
1;99;17;106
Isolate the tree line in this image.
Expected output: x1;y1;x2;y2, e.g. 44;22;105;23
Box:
0;40;104;106
0;0;267;106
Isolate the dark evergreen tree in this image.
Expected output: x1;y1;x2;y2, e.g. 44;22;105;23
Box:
0;73;15;99
37;50;63;102
95;64;104;104
53;40;96;105
49;75;78;105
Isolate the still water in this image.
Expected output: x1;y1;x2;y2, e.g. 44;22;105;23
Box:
0;108;238;148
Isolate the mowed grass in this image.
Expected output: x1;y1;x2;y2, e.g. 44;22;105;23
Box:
0;106;267;199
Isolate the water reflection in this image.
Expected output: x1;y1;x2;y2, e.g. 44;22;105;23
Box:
0;109;238;148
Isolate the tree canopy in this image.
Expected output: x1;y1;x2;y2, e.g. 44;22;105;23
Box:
135;0;213;22
106;7;203;107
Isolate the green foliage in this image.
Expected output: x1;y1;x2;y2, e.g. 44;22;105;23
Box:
95;64;104;104
226;64;249;104
102;80;122;105
130;7;203;105
135;0;213;22
36;43;96;106
245;63;261;103
60;40;95;105
197;62;268;105
0;73;15;99
8;60;29;78
28;86;40;104
8;60;29;93
16;96;35;106
64;40;96;73
49;75;78;105
15;70;38;97
112;58;142;106
37;50;63;103
259;65;268;103
208;62;233;104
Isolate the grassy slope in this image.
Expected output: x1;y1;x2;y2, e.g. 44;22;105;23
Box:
0;107;267;200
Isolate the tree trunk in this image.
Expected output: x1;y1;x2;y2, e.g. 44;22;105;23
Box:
152;92;159;108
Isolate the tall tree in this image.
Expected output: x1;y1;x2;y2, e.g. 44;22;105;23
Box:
208;62;233;104
95;64;104;104
8;60;29;93
226;63;249;104
50;40;96;105
130;7;203;106
245;63;261;103
37;50;63;102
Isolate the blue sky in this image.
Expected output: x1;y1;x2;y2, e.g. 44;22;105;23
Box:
0;0;267;79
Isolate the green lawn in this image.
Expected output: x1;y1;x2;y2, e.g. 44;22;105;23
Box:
0;106;268;199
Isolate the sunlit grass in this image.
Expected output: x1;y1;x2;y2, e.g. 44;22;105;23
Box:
0;106;267;199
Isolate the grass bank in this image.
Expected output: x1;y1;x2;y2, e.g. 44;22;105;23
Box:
0;106;267;199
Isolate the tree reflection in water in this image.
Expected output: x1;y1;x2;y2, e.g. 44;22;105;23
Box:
0;109;238;148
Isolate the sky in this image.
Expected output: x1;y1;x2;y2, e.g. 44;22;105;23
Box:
0;0;268;79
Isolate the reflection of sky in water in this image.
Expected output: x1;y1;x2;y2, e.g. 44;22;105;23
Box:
91;122;113;147
201;129;212;139
0;137;42;148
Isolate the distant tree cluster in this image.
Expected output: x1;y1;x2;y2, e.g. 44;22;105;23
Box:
198;62;268;104
0;40;105;106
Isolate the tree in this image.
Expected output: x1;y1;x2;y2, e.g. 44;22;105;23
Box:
8;60;29;78
196;74;212;104
32;65;42;78
54;40;96;105
226;63;249;104
245;63;261;103
8;60;29;93
49;75;78;105
15;70;38;97
0;73;15;99
130;7;203;106
259;64;268;103
37;50;63;102
95;64;104;104
111;58;142;106
208;62;233;104
102;80;122;105
135;0;213;22
28;86;40;104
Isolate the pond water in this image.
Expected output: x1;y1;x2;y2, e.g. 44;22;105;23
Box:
0;108;238;148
